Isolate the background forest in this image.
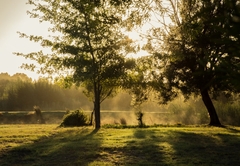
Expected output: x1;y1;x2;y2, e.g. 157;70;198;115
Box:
1;72;240;126
0;72;133;111
0;73;91;111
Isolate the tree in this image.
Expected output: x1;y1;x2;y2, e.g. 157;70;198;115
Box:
0;73;34;110
0;73;11;101
126;56;153;107
144;0;240;126
15;0;135;128
33;79;65;110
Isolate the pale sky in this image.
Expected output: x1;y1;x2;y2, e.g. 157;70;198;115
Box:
0;0;149;80
0;0;53;80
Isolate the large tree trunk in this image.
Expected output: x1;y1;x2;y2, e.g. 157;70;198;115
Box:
200;89;221;126
94;85;101;129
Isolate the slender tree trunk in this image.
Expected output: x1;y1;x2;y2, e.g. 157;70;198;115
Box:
90;110;94;126
94;83;101;129
200;89;221;126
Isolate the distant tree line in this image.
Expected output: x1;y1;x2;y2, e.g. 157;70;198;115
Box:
0;73;92;111
0;73;133;111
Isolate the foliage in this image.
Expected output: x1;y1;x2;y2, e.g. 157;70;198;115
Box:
125;56;152;107
0;74;92;111
15;0;136;128
120;117;127;125
135;110;145;127
60;110;88;127
214;98;240;126
131;0;240;126
159;0;240;96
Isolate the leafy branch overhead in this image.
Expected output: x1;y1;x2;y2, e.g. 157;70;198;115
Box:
124;0;240;126
143;0;240;126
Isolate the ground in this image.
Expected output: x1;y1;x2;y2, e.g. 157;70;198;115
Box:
0;124;240;165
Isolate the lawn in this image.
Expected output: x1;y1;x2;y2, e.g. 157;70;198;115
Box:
0;124;240;166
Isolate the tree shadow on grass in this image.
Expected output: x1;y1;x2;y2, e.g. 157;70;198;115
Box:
222;125;240;133
120;129;167;165
118;128;240;166
0;127;102;166
1;127;240;166
168;130;240;166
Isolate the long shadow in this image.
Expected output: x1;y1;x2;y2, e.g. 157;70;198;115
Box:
168;130;240;165
117;127;240;165
1;126;240;165
0;127;102;166
222;125;240;133
121;128;166;165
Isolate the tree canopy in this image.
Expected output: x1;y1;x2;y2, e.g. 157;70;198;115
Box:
15;0;240;127
143;0;240;125
16;0;136;128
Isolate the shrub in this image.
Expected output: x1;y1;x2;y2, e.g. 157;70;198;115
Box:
120;118;127;125
60;110;88;127
135;110;144;127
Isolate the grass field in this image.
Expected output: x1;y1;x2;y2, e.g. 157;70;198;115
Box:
0;124;240;166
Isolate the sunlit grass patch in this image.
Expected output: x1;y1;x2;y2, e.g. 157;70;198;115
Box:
0;125;58;151
0;125;240;165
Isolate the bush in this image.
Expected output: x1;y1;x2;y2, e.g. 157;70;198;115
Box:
60;110;88;127
120;118;127;125
135;110;144;127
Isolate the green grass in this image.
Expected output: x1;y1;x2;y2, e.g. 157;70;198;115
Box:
0;125;240;166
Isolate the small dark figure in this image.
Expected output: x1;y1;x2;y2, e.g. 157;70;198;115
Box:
136;111;144;127
34;106;45;124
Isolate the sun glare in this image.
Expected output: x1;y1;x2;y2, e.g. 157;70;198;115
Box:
125;26;152;58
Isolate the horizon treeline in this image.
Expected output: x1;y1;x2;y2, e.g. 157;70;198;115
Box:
0;73;91;111
0;72;132;111
2;72;240;125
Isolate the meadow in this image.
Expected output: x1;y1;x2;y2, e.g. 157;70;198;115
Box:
0;124;240;166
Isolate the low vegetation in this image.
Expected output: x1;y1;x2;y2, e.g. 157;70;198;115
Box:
0;124;240;166
60;110;89;127
135;110;145;127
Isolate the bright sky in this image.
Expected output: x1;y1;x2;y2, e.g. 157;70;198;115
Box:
0;0;149;80
0;0;57;80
